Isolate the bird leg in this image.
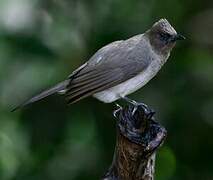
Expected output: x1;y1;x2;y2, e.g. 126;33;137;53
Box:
113;103;123;118
120;96;149;116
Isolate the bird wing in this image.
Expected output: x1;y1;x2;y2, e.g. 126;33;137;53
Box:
65;35;150;104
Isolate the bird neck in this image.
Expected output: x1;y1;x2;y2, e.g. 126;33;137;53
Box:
144;31;172;59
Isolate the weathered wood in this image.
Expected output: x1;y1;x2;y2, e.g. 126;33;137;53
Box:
102;104;167;180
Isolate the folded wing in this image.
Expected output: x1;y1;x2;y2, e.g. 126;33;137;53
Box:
65;35;150;104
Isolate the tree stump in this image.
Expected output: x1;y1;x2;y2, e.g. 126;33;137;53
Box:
102;104;167;180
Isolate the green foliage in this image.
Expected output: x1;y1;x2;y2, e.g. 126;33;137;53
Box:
0;0;213;179
156;146;176;180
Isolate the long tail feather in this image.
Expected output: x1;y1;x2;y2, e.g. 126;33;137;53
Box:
11;80;68;112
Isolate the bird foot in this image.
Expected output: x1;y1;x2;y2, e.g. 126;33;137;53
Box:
113;103;123;118
120;96;149;116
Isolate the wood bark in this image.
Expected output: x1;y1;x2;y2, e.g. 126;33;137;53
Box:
102;104;167;180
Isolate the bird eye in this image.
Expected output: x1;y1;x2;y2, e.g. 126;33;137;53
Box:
158;32;171;41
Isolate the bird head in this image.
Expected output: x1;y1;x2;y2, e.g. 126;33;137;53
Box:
146;19;185;55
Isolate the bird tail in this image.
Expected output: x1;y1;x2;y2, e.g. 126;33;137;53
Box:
11;80;69;112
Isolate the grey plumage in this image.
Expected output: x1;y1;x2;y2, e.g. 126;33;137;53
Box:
12;18;185;111
66;34;150;104
11;81;68;112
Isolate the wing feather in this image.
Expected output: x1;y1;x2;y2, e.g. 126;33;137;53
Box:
67;69;109;89
66;69;123;104
65;34;150;104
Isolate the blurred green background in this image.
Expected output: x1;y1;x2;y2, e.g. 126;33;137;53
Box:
0;0;213;179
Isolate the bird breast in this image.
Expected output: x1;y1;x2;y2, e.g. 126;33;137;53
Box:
93;57;166;103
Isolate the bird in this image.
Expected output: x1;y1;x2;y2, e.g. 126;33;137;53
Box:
12;18;185;112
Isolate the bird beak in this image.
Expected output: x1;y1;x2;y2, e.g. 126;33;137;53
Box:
175;34;186;40
168;34;186;43
170;34;186;42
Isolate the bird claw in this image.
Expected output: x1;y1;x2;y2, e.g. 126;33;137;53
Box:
121;96;147;106
120;96;149;116
131;102;149;116
115;96;156;120
146;110;156;120
113;103;122;118
132;106;137;116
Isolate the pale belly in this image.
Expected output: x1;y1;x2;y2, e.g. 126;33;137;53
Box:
93;60;163;103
